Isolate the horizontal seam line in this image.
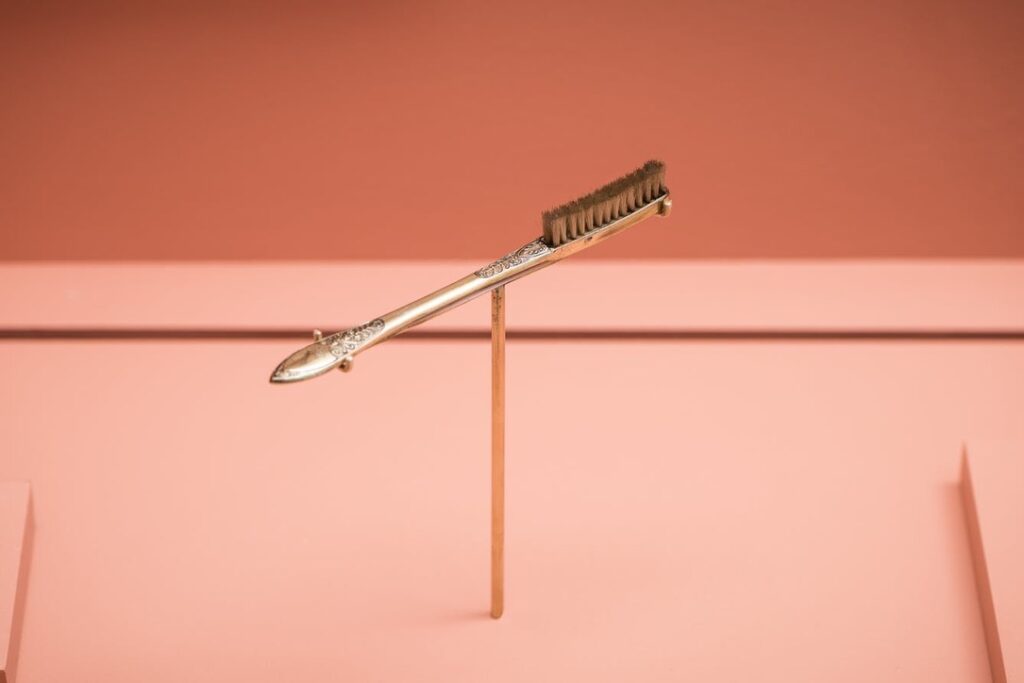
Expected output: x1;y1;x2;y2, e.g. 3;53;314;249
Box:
2;328;1024;341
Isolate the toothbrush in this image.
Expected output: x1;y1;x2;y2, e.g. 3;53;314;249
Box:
270;160;671;383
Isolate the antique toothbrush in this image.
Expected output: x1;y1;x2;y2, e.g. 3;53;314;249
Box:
269;160;670;619
269;160;671;384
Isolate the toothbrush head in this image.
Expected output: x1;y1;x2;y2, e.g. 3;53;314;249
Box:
541;160;667;247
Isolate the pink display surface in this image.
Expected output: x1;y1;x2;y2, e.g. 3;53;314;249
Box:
1;262;1023;681
2;261;1023;332
963;442;1024;682
2;345;1023;681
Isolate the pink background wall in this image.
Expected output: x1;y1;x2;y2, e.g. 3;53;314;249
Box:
2;0;1022;261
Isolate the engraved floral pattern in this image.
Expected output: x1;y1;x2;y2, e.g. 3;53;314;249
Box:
326;318;386;358
475;240;551;278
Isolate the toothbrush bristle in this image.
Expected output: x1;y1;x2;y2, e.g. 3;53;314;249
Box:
541;160;667;247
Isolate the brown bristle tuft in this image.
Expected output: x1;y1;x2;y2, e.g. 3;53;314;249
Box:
541;160;667;247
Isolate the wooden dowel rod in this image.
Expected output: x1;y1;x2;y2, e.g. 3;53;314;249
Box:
490;286;505;619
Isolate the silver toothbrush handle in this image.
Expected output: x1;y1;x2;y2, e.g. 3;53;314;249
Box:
269;193;671;383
